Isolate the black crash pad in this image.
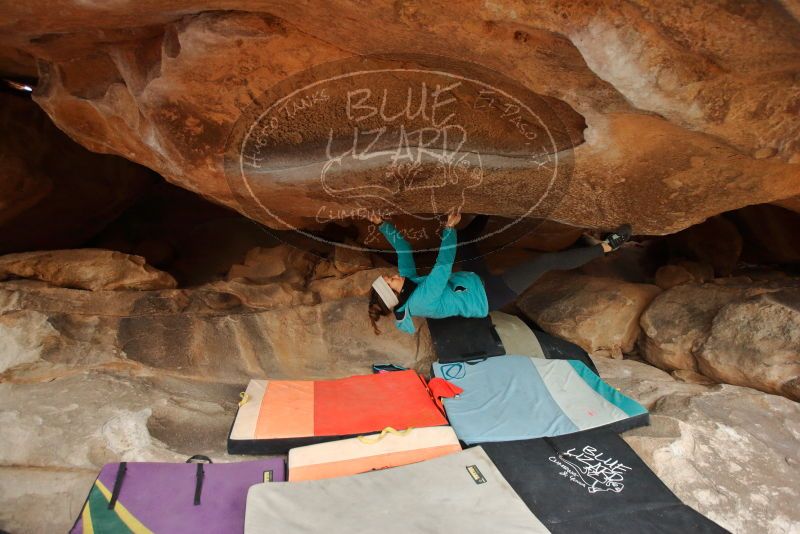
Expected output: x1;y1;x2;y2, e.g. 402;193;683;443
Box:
480;428;728;533
427;314;598;376
532;327;598;376
427;315;505;363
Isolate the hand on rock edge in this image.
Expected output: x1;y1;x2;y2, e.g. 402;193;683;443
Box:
445;211;461;228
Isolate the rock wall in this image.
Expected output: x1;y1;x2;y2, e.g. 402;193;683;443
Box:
597;357;800;534
516;261;800;401
0;2;797;234
0;249;177;291
640;280;800;400
518;271;661;357
0;246;433;381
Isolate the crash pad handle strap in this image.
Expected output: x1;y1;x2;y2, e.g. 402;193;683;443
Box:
184;455;211;506
108;462;127;510
357;427;413;444
185;455;213;464
193;463;205;506
439;362;466;380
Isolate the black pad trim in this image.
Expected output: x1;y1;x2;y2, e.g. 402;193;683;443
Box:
427;315;505;364
227;433;365;456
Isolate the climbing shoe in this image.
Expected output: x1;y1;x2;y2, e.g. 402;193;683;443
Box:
603;224;632;251
580;232;603;247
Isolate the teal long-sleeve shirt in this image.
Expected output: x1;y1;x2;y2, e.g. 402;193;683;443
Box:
379;221;489;334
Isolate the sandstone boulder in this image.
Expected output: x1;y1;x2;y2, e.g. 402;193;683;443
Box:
0;310;59;373
0;372;240;533
226;245;317;285
0;374;196;470
0;467;95;534
333;241;373;275
308;267;394;302
670;369;718;386
518;272;661;357
654;261;715;290
0;249;177;291
595;357;800;534
697;289;800;400
639;283;764;371
311;258;343;280
654;264;694;290
639;280;800;400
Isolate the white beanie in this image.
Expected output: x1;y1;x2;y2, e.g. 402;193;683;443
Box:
372;276;399;309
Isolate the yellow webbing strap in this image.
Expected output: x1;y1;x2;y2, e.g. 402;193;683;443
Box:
238;392;250;407
357;427;413;444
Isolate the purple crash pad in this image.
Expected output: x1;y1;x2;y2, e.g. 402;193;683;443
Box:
70;457;285;533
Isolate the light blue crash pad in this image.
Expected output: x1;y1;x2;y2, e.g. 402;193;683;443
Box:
432;356;648;444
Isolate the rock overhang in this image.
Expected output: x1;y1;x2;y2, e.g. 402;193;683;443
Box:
1;3;799;235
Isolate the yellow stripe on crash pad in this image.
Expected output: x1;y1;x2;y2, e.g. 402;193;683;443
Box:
82;500;94;534
94;479;155;534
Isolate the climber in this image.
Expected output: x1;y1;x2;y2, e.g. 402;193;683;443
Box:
367;213;631;334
